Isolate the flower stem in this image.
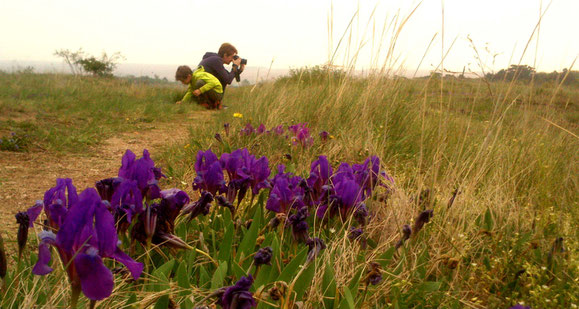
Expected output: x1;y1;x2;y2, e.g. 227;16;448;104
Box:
282;259;311;309
70;284;81;309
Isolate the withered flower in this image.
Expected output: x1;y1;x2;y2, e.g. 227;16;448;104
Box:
306;237;326;263
254;247;273;267
267;213;286;229
216;195;235;217
15;212;30;260
366;262;383;285
395;224;412;249
182;191;214;221
215;133;223;143
412;209;433;235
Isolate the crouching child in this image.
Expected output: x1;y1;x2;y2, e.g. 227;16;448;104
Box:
175;65;223;109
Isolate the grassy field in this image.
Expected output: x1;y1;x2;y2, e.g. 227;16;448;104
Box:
0;70;577;308
0;72;198;153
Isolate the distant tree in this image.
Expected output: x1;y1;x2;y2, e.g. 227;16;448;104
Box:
54;48;124;77
54;48;85;75
240;79;251;87
561;68;576;85
507;65;535;81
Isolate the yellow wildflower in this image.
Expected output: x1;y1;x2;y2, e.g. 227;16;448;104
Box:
233;113;243;118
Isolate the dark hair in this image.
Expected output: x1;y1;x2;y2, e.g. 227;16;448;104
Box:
218;43;238;58
175;65;193;82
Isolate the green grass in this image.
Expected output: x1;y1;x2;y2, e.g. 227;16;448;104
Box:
1;70;578;308
159;70;579;308
0;71;197;153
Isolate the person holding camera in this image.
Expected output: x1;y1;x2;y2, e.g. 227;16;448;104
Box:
198;43;246;94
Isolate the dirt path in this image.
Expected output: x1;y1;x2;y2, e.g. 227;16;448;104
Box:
0;116;205;238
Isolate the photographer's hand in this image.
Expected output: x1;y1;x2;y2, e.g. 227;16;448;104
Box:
233;57;242;67
193;89;201;96
240;63;246;71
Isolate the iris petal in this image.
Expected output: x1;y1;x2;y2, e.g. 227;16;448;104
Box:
118;149;136;179
112;247;144;280
75;251;114;300
32;231;56;275
57;189;100;251
95;202;118;257
26;200;43;228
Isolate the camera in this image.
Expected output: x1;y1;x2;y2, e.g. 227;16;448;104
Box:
232;55;247;82
233;55;247;65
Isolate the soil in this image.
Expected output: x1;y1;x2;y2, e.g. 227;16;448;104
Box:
0;116;203;242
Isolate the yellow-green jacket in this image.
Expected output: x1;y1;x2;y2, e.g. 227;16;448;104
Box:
182;66;223;103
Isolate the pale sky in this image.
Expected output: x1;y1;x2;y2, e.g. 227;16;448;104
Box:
1;0;578;76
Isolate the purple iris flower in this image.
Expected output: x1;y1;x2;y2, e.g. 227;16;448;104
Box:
272;125;284;135
125;189;191;249
246;155;271;196
33;188;143;301
253;247;273;266
353;156;394;200
220;149;251;203
159;189;190;224
257;124;266;135
43;178;78;229
306;156;333;205
193;149;226;196
319;131;329;142
287;207;309;243
118;149;163;200
288;123;313;147
334;178;363;218
509;305;531;309
110;179;143;233
95;177;123;202
240;123;256;136
265;166;305;214
317;175;362;221
220;275;256;309
221;148;270;203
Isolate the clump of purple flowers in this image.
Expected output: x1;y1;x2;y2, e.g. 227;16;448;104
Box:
191;148;271;212
95;149;191;250
313;156;393;222
288;123;314;147
193;149;226;196
232;122;327;149
265;165;305;214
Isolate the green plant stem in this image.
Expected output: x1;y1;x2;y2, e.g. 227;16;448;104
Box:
282;259;312;309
